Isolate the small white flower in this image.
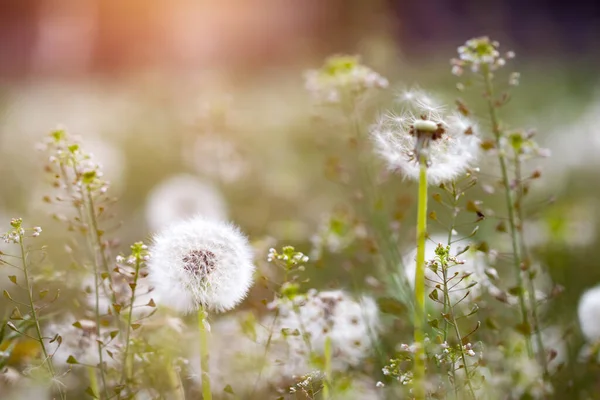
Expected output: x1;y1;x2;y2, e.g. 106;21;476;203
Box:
371;89;480;185
304;55;388;104
270;290;379;376
148;216;255;313
145;174;228;232
578;285;600;341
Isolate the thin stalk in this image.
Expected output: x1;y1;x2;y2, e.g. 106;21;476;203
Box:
413;161;428;399
442;182;460;342
166;359;186;400
449;313;476;398
323;336;332;399
88;366;99;398
514;153;548;375
18;237;66;400
481;65;532;356
121;255;142;383
198;307;212;400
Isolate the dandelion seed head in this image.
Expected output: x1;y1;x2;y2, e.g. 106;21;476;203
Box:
371;90;480;185
147;216;255;314
145;174;228;232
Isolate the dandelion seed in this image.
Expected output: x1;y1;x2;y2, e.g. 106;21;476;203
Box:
147;216;255;314
371;89;480;185
145;174;228;232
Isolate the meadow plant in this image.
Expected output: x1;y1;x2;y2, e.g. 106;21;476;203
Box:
0;35;587;400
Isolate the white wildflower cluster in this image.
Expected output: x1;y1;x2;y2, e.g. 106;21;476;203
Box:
451;36;514;75
269;289;379;377
147;216;255;314
288;370;325;395
184;134;248;184
145;174;228;232
304;55;388;104
267;247;309;264
309;212;367;260
371;89;480;185
1;219;41;244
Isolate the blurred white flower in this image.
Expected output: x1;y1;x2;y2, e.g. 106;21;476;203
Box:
371;89;480;185
185;134;248;184
190;313;275;394
269;289;379;376
535;326;568;374
148;216;255;313
43;317;118;368
524;201;597;249
145;174;228;232
304;55;388;104
578;285;600;341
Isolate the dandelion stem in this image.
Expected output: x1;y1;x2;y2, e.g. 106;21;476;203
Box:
323;336;332;399
18;235;66;400
198;307;212;400
482;64;533;357
413;161;428;399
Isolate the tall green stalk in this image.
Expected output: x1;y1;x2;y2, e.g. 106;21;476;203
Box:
514;153;548;375
121;255;142;383
198;307;212;400
18;235;66;400
481;65;532;357
413;161;428;399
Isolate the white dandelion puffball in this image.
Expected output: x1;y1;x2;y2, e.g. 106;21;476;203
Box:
270;289;380;376
148;216;255;313
371;89;480;185
145;174;228;232
578;285;600;341
402;234;494;303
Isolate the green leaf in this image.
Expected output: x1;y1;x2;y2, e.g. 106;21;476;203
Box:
515;322;532;336
66;355;79;364
428;289;439;301
39;289;49;299
376;297;407;317
109;330;119;339
223;385;235;394
508;286;523;296
10;307;23;320
131;323;141;330
85;386;98;398
3;290;13;300
8;276;17;285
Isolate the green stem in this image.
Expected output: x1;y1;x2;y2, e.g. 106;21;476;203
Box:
121;255;141;384
88;366;99;398
482;65;532;357
514;153;548;375
19;237;66;400
323;336;332;399
167;359;186;400
413;161;428;399
198;307;212;400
